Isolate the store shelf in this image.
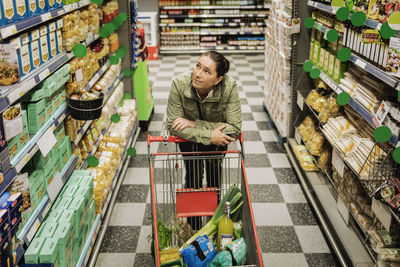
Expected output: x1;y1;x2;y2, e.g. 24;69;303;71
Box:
313;22;343;37
349;54;399;89
74;121;93;146
159;13;268;18
15;156;77;264
307;0;382;30
285;138;374;266
0;32;100;114
0;0;90;40
83;60;111;92
159;22;266;27
76;214;101;267
318;69;399;146
11;103;68;173
101;121;137;218
160;4;268;9
0;168;17;197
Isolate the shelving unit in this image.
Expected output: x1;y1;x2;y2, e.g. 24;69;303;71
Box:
0;0;139;264
158;1;269;53
279;0;400;265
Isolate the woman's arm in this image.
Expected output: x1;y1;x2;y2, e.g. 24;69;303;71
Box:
166;80;213;145
195;82;242;139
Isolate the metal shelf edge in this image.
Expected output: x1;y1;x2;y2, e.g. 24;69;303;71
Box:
76;214;101;267
11;103;68;172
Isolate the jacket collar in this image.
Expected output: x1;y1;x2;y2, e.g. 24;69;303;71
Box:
183;73;224;102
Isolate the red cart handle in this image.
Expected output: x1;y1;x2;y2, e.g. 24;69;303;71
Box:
147;132;244;146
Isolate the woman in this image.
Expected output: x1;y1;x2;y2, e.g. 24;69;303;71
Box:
166;51;242;229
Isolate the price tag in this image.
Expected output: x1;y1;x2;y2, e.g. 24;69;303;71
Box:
75;69;83;83
297;91;304;111
58;113;66;125
57;9;65;16
26;219;40;242
356;58;367;69
39;69;50;81
337;196;350;225
40;13;52;21
332;149;345;177
47;173;63;202
1;25;17;39
37;127;57;157
24;155;31;163
295;128;302;144
374;101;391;125
372;198;392;231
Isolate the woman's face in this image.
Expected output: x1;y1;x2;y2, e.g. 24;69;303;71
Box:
192;55;223;94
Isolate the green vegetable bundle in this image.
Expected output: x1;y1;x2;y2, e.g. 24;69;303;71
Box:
180;185;243;250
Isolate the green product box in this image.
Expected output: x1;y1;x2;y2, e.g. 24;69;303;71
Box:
58;210;77;237
312;41;320;65
53;154;61;175
59;90;66;105
39;237;59;264
333;57;347;83
318;48;325;69
53;223;72;249
33;148;53;169
38;222;58;238
58;136;70;170
323;49;330;73
24;237;46;264
68;174;83;185
309;41;314;63
55;197;73;210
70;197;85;227
27;99;47;134
20;87;46;102
75;186;92;208
47;209;64;222
62;184;79;198
43;163;55;190
328;52;336;78
79;176;94;190
7;137;19;160
45;98;54;120
73;236;83;264
52;94;61;113
71;170;92;177
58;64;70;77
28;170;45;198
22;109;28;129
16;127;29;149
54;123;65;142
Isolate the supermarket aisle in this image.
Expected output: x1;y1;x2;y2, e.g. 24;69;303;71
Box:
95;54;338;267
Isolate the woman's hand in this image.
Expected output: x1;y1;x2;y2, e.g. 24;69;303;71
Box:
172;117;196;131
211;124;235;146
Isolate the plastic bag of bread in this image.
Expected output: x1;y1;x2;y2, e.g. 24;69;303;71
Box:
293;145;318;171
96;150;120;170
306;130;325;156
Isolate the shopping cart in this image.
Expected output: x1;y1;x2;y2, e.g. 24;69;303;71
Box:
147;134;263;267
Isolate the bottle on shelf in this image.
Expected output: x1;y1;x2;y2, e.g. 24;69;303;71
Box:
216;201;234;252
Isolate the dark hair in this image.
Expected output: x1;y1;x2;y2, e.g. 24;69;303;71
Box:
202;51;230;77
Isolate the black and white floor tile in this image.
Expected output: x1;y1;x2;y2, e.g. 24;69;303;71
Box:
95;54;339;266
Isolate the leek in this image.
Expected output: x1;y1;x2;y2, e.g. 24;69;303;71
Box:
180;185;242;249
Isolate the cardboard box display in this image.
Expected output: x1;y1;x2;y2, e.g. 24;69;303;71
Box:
58;209;76;236
55;197;72;210
0;44;20;85
47;208;63;222
62;184;79;198
24;237;46;263
53;222;72;248
69;197;85;227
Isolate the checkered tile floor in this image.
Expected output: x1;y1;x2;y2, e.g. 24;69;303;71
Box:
95;54;339;267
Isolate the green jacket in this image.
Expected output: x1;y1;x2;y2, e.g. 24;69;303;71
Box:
166;72;242;145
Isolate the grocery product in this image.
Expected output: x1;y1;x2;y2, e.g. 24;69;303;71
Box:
293;145;318;171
